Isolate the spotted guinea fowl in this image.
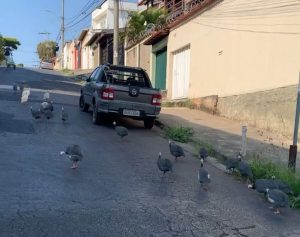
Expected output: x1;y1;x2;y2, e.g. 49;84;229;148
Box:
60;144;83;169
157;152;173;175
169;141;185;161
199;147;208;161
40;101;54;113
250;176;293;195
113;121;128;140
266;188;289;214
61;106;68;123
30;106;42;119
225;153;241;173
198;158;211;191
237;155;254;187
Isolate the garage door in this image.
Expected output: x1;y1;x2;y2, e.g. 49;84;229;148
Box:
172;46;190;99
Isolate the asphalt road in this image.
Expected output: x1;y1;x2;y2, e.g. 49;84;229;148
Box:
1;67;300;237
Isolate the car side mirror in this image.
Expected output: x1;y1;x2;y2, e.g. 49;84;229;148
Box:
83;76;91;82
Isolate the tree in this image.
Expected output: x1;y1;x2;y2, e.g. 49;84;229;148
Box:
126;8;167;41
0;35;4;62
36;41;57;61
3;37;21;50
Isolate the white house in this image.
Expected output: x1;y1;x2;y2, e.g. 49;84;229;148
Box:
92;0;144;31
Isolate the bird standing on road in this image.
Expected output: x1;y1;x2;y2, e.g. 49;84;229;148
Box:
225;153;241;173
237;155;254;187
60;144;83;169
169;141;185;161
157;152;173;176
43;90;50;101
199;147;208;161
61;106;68;123
266;188;289;214
13;83;17;91
30;106;42;119
41;101;54;112
113;121;128;140
198;158;211;191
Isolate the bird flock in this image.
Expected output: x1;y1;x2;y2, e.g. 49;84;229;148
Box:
27;88;292;214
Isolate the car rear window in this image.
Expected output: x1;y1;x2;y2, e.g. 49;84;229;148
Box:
104;66;151;88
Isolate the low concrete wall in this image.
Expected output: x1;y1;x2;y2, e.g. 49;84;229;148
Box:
217;85;297;138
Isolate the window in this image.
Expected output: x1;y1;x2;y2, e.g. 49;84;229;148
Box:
89;68;99;82
103;66;151;88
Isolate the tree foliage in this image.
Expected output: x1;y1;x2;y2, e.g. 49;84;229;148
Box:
3;37;21;50
37;41;57;60
126;8;167;41
0;35;4;62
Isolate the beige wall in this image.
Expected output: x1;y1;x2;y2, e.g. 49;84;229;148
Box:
125;39;152;77
166;0;300;99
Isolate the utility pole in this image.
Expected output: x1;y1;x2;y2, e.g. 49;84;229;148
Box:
61;0;65;69
289;74;300;171
113;0;119;65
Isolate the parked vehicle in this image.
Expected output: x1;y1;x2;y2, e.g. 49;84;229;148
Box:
79;64;162;129
40;60;54;70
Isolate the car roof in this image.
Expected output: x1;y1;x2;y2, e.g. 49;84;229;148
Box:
102;63;145;73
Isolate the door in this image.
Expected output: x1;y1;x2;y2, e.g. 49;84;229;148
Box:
155;48;167;90
172;46;190;99
85;68;99;104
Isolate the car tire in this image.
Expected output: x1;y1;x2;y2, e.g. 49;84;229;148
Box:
79;95;89;112
144;118;155;129
92;105;104;125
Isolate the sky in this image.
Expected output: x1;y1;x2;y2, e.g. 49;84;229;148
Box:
0;0;101;67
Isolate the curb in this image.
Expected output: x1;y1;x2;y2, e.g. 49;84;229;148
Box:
155;118;228;173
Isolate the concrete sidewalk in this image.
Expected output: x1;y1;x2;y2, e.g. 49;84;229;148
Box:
157;107;298;169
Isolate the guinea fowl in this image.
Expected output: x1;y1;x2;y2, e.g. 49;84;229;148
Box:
249;175;293;195
266;188;289;214
157;152;172;176
30;106;42;119
61;106;68;123
225;153;240;173
199;147;208;161
60;144;83;169
198;158;211;191
113;121;128;140
169;141;185;161
41;101;54;112
237;155;254;187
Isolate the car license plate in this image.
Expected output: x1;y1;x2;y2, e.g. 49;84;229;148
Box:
123;109;140;117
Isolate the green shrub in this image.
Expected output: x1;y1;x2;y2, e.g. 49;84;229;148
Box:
250;159;300;208
164;126;193;143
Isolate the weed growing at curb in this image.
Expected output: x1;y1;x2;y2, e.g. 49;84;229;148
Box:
163;126;194;143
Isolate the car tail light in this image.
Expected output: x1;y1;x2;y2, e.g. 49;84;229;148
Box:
151;94;162;106
101;88;114;100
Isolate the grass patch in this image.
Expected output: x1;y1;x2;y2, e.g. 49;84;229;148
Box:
60;69;74;77
250;159;300;208
164;126;194;143
162;99;195;109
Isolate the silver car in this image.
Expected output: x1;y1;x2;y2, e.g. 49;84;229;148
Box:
40;60;54;70
79;64;162;129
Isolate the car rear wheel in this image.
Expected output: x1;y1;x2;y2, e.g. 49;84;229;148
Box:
79;95;89;112
144;118;155;129
92;105;104;125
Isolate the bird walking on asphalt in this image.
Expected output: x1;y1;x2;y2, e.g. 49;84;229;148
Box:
266;188;289;214
61;106;68;123
43;90;50;101
225;153;240;173
113;121;128;140
237;154;254;187
40;100;54;113
250;176;293;195
30;106;42;119
60;144;83;169
199;147;208;161
169;141;185;161
157;152;173;176
198;158;211;191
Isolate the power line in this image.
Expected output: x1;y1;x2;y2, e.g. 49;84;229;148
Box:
65;0;95;26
